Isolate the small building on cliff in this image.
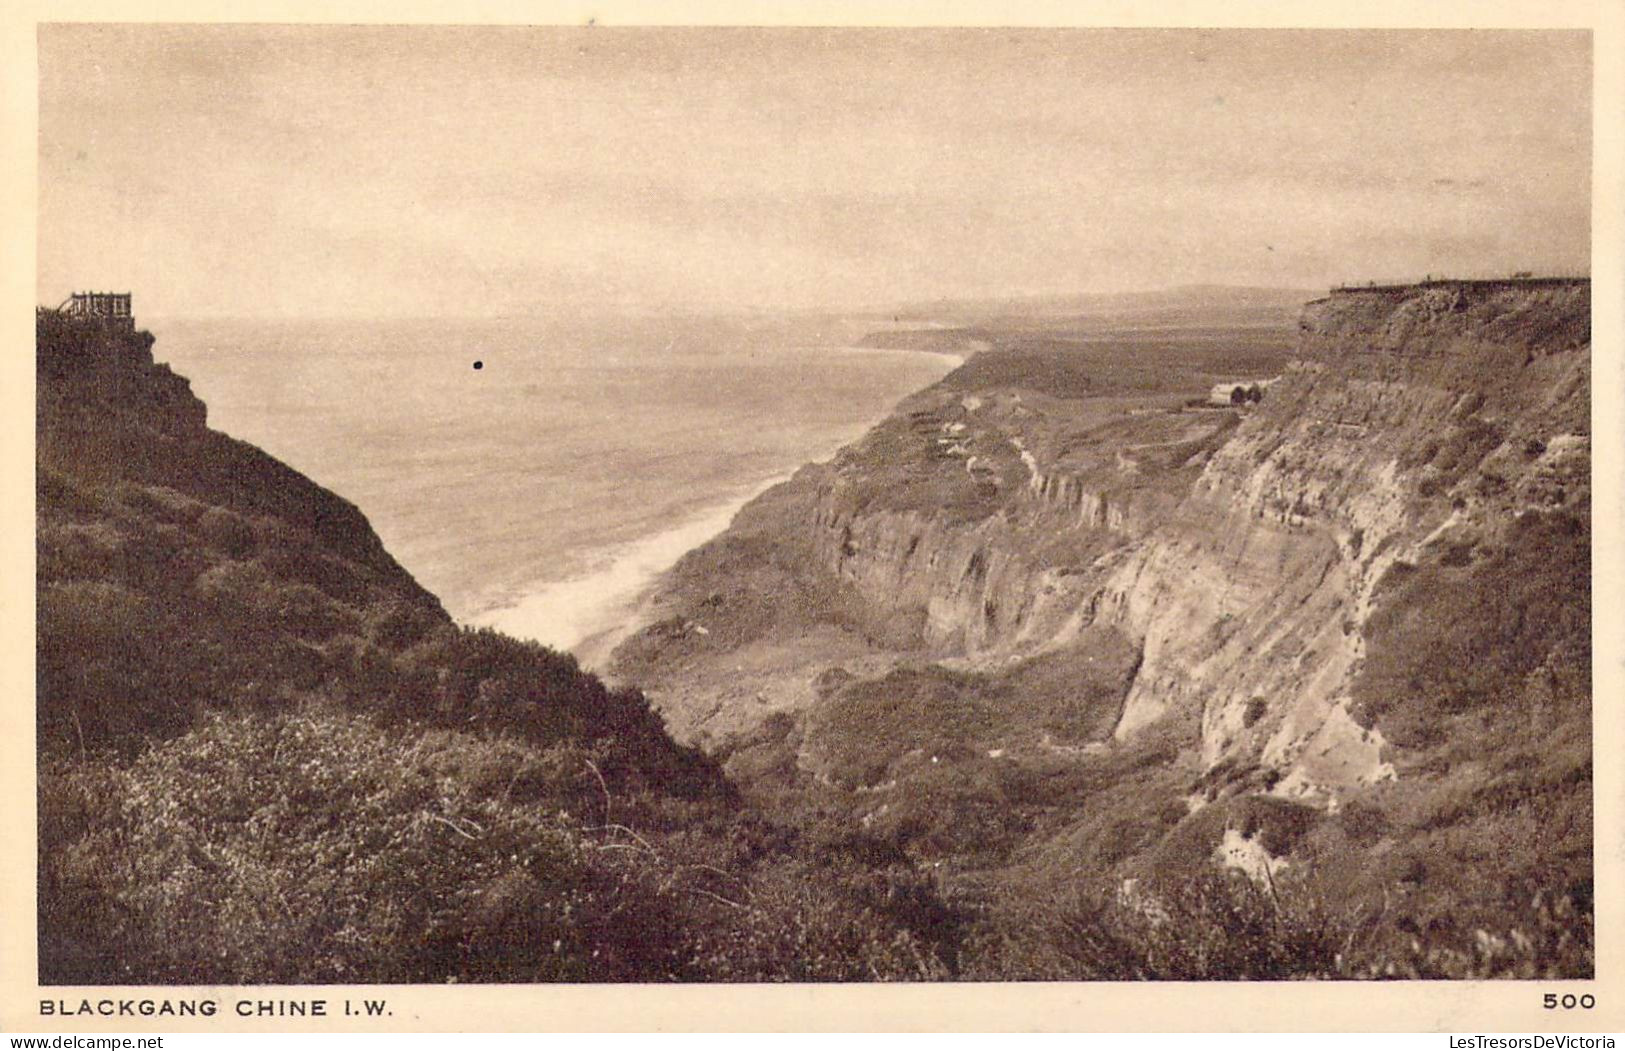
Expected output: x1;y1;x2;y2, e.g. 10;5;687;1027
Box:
1209;377;1278;407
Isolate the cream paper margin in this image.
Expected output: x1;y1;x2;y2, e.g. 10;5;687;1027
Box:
0;0;1619;1033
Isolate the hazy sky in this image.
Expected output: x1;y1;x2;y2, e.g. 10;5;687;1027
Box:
38;26;1591;318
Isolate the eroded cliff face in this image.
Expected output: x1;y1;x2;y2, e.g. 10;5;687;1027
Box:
621;283;1590;817
608;287;1591;972
1095;283;1589;800
799;390;1225;661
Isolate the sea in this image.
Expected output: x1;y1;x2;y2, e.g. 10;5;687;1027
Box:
147;313;958;667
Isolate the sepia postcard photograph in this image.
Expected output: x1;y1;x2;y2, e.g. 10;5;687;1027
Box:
3;0;1621;1034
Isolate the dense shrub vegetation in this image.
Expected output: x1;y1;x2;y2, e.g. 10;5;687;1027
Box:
40;708;959;982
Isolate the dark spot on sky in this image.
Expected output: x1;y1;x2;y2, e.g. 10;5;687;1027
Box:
473;360;483;370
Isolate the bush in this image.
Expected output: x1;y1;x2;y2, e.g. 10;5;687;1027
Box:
39;707;963;983
196;506;257;558
37;580;193;748
1352;511;1588;743
691;852;958;981
969;870;1343;980
39;710;710;982
1342;889;1593;980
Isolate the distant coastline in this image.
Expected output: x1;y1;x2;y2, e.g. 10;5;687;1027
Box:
853;326;989;357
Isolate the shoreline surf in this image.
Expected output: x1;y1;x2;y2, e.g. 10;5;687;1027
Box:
465;344;966;668
463;470;788;668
